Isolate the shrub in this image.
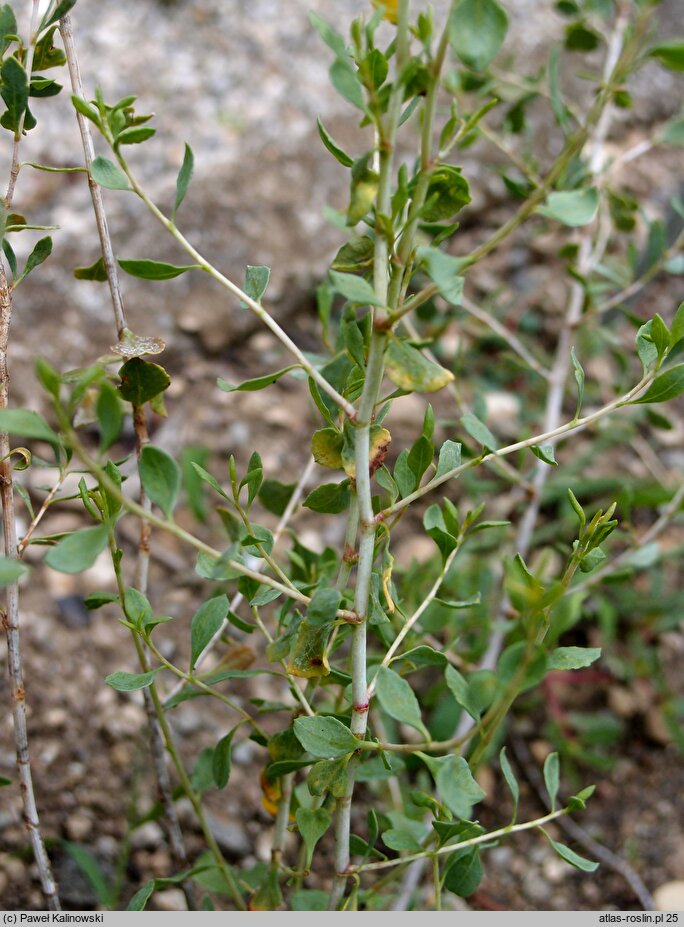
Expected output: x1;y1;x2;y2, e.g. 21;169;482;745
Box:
0;0;682;912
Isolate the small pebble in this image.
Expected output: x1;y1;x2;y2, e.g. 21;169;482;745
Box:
154;888;188;912
654;881;684;911
66;812;93;842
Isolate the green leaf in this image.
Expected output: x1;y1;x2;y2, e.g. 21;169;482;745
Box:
659;116;684;146
648;42;684;72
445;664;480;720
375;666;429;739
307;758;349;798
537;188;599;227
217;364;299;393
74;257;107;282
38;0;77;31
329;58;365;112
419;165;471;222
309;12;347;58
407;435;434;484
444;849;483;897
632;365;684;404
436;755;486;818
543;752;560;810
291;890;329;912
293;715;359;758
316;117;353;167
173;143;194;217
127;881;155;912
0;556;28;586
311;427;344;469
382;829;422;853
385;338;454;393
243;265;271;304
461;411;497;450
548;646;601;670
0;56;28;134
329;270;385;307
96;381;123;452
15;236;52;284
416;246;465;304
124;587;152;627
499;747;519;821
118;358;170;406
0;5;17;56
191;595;229;668
139;445;181;519
571;347;585;418
90;156;130;191
497;640;547;691
118;258;198;280
531;443;557;466
308;586;342;628
449;0;509;71
212;729;236;789
105;668;160;692
565;21;601;51
45;524;110;574
115;126;156;145
303;480;351;514
83;592;119;610
331;236;375;273
63;842;115;909
71;95;100;127
296;808;331;870
258;479;295;517
548;837;599;872
436;440;462;478
670;302;684;348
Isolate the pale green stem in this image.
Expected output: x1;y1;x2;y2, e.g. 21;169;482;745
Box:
139;650;246;909
377;373;652;521
251;608;316;718
110;157;356;420
329;1;411;909
355;807;570;873
271;772;294;874
370;541;461;693
143;635;268;738
336;492;359;592
433;856;442;911
4;0;41;207
390;21;643;325
61;421;359;622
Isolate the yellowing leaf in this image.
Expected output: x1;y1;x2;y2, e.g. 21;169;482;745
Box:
371;0;397;23
385;338;454;393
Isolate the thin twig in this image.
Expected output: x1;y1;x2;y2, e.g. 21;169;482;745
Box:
110;157;356;420
377;371;651;521
354;807;571;873
370;543;461;694
59;14;196;905
455;11;630;703
0;267;60;910
460;295;551;380
168;456;317;697
18;474;66;555
510;732;654;910
59;14;127;336
4;1;41;207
